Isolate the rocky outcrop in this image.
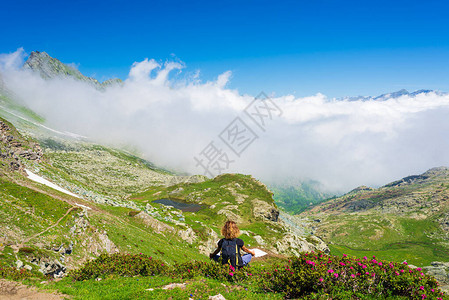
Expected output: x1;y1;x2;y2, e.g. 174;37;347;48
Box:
135;212;175;234
165;175;207;186
198;227;219;256
177;227;197;244
274;234;330;256
217;205;242;223
0;120;43;171
423;261;449;293
252;199;279;222
348;185;374;194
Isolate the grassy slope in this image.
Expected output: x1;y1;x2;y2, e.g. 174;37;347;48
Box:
301;173;449;266
130;173;285;244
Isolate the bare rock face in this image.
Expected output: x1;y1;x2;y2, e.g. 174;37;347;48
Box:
274;234;330;256
252;199;279;222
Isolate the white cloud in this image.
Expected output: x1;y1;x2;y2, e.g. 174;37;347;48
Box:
2;48;449;193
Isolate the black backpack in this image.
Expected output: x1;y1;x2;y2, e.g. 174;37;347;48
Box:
220;239;242;268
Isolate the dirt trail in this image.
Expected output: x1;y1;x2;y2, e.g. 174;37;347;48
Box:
0;280;65;300
18;206;77;249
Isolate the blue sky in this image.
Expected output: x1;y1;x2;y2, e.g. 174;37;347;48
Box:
2;0;449;98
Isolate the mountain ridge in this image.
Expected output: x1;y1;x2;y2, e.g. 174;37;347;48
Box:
23;51;122;89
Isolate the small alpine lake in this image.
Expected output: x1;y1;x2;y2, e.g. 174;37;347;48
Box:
153;198;203;212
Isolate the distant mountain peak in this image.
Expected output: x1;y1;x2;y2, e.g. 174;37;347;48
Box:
23;51;122;89
342;89;446;102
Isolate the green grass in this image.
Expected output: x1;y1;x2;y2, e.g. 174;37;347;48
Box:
0;177;73;238
87;205;207;264
325;214;449;266
48;275;284;300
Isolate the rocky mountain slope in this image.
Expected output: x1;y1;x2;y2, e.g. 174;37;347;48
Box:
0;54;328;281
23;51;122;89
0;116;328;278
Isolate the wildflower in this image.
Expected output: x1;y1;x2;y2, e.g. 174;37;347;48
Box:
366;272;369;275
340;262;346;266
343;254;348;257
319;277;324;282
362;265;367;269
395;271;400;275
328;269;334;273
351;274;355;278
403;261;408;265
416;267;422;271
350;266;354;270
422;294;426;299
363;256;367;260
229;272;234;276
333;273;339;278
431;289;434;292
420;286;425;290
373;255;376;258
400;269;404;273
378;262;382;266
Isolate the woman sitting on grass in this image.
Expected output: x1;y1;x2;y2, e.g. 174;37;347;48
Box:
209;221;255;268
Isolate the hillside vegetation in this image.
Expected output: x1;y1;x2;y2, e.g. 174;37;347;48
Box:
300;167;449;267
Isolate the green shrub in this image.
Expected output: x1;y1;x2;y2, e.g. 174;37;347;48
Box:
128;210;140;217
69;253;169;281
18;247;35;254
69;252;449;299
0;263;36;280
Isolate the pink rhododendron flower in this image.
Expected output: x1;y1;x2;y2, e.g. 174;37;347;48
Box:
319;277;324;282
351;274;355;278
333;273;339;278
